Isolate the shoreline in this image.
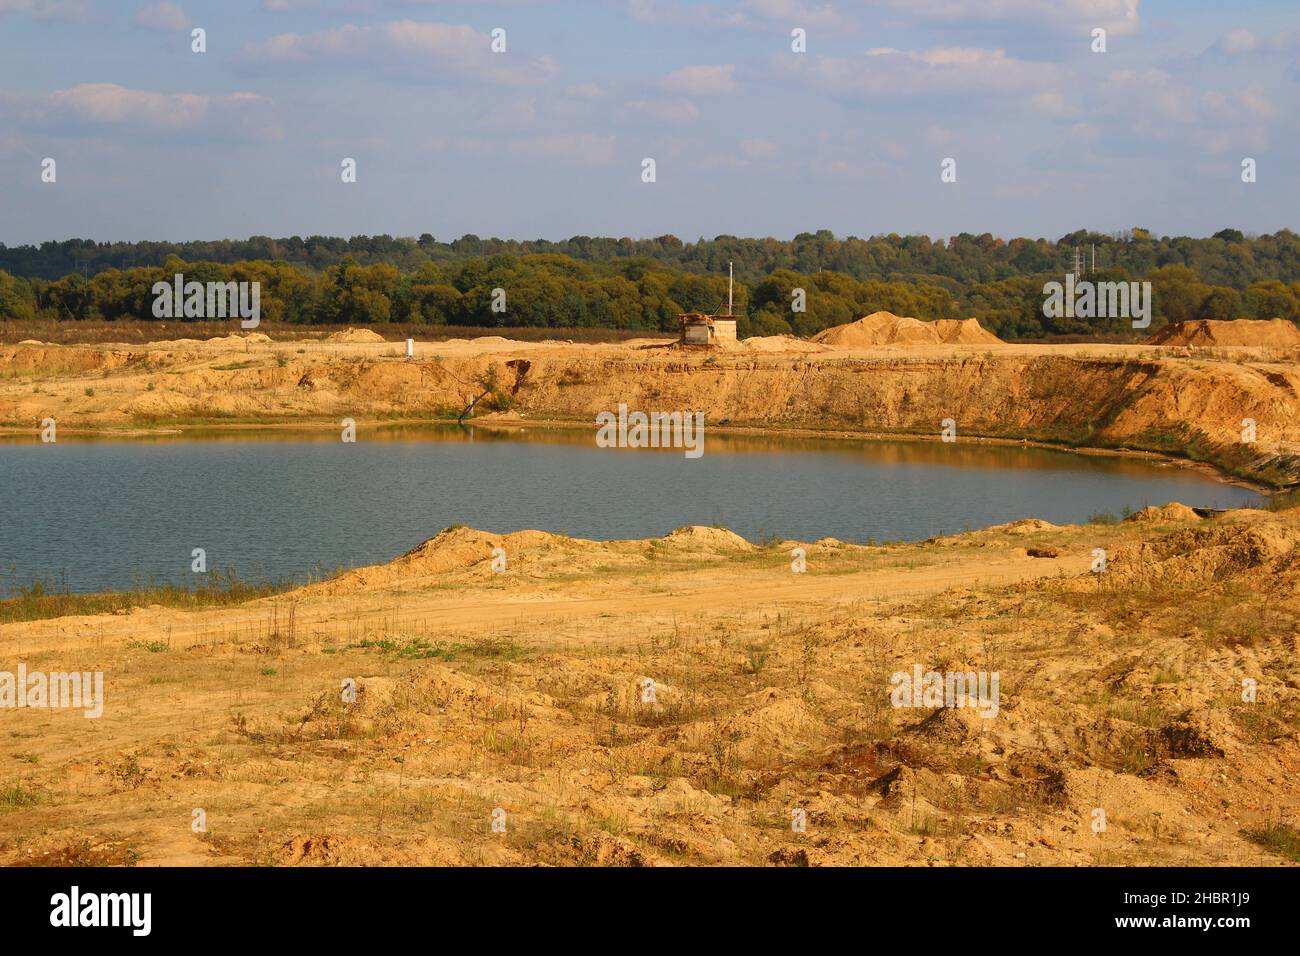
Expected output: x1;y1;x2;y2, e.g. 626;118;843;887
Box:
0;413;1275;495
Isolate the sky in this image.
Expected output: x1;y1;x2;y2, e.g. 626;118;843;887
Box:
0;0;1296;245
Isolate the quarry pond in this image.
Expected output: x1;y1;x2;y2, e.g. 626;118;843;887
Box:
2;424;1263;593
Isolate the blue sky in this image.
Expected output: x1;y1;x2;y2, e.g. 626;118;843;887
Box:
0;0;1296;244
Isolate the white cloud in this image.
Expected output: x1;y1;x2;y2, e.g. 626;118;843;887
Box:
621;98;699;123
565;83;606;100
795;47;1056;100
1089;69;1283;157
50;83;208;127
1027;91;1076;117
1067;122;1098;143
631;0;1135;35
134;2;189;30
0;0;89;18
509;132;615;167
881;0;1140;35
628;0;848;32
1103;69;1197;123
926;125;956;146
737;0;846;29
236;20;559;85
1201;87;1276;121
1211;28;1300;57
1215;29;1257;56
0;83;277;139
661;64;737;96
739;137;777;159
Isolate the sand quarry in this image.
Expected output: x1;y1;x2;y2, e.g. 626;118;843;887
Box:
4;314;1300;487
2;509;1299;866
2;316;1300;866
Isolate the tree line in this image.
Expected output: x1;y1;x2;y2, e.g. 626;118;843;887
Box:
1;228;1298;340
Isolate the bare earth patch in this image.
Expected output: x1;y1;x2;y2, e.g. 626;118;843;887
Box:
2;508;1297;867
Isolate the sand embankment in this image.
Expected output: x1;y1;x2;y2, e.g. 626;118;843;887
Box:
3;331;1300;484
1147;319;1300;348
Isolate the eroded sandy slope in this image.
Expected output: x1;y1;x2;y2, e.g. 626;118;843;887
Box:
2;509;1297;866
4;334;1299;485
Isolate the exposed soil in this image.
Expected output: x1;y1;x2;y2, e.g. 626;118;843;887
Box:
3;508;1298;866
812;312;1003;347
1147;319;1300;348
4;329;1300;486
326;328;388;343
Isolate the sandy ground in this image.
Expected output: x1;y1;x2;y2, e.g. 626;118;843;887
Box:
3;510;1298;867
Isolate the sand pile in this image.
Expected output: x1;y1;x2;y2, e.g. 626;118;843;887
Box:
741;335;829;353
660;525;754;552
141;331;270;347
1102;522;1300;589
1146;319;1300;347
974;518;1057;538
812;311;1001;347
1124;503;1201;523
305;524;757;595
310;526;586;593
677;692;829;762
933;317;1004;344
201;332;272;346
813;311;933;347
327;327;386;343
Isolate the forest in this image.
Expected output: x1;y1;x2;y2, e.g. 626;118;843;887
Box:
2;228;1298;341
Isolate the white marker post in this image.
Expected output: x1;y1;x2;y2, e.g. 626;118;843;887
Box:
405;338;414;360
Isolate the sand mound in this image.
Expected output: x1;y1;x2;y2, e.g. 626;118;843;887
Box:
925;517;1058;548
1146;319;1300;348
307;526;589;593
932;317;1004;345
965;518;1057;539
1103;521;1300;588
201;332;272;346
1124;502;1201;523
326;327;386;343
741;335;828;353
812;311;1001;347
303;523;758;594
677;691;829;762
661;525;754;551
813;311;933;347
